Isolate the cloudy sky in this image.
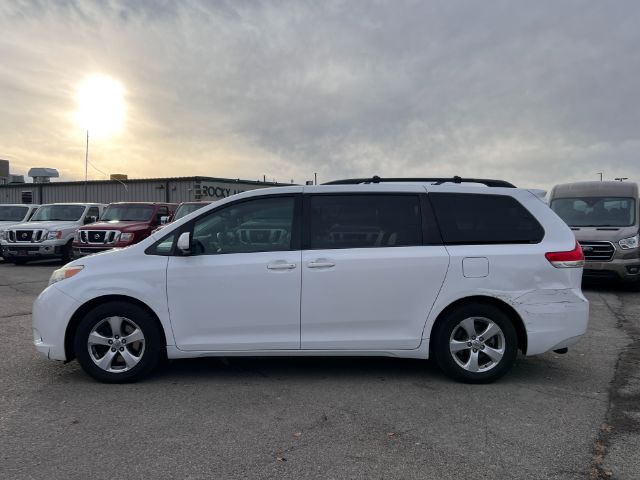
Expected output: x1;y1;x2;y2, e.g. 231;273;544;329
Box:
1;1;639;188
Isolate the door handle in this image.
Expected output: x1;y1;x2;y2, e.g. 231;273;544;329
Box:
267;262;297;270
307;260;336;269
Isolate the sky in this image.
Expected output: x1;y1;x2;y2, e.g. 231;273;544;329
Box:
1;0;639;189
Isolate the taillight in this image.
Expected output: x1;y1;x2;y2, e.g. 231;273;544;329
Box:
545;242;585;268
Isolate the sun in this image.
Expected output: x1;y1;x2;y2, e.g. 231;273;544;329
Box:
75;74;125;138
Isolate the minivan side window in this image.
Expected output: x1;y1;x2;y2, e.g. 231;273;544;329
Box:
429;193;544;245
309;195;423;249
191;196;295;255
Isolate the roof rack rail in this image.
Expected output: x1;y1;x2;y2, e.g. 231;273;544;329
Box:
323;175;516;188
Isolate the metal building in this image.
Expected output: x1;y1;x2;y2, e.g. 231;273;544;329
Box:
0;176;286;205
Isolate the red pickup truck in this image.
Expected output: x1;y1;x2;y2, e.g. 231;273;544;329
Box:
73;202;176;257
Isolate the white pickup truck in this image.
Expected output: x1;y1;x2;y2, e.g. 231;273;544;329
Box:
1;203;104;264
0;204;41;260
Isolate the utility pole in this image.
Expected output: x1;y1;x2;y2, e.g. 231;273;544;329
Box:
596;172;603;181
84;130;89;202
314;172;317;185
614;177;629;182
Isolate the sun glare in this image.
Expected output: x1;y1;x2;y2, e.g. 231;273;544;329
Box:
75;74;125;138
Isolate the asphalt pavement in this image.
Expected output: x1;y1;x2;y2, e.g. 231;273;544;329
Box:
0;261;638;480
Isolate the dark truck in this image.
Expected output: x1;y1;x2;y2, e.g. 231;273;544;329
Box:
73;202;176;257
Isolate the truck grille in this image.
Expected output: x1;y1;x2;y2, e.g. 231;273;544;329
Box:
8;229;45;243
16;230;33;241
80;230;119;244
579;241;615;262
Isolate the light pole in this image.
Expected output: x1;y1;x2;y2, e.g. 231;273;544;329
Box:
84;130;89;202
596;172;603;181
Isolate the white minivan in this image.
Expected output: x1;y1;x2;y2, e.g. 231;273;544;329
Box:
32;177;589;383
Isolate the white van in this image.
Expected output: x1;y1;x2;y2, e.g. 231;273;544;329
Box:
33;177;589;383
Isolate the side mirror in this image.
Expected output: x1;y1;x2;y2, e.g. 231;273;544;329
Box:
84;216;97;225
177;232;191;254
160;215;169;225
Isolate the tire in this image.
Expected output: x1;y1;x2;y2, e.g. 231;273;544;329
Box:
74;301;164;383
60;241;74;264
433;303;518;384
9;258;28;265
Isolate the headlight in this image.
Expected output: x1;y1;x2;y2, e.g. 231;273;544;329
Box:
619;233;639;250
49;265;84;286
0;230;5;241
120;232;134;243
46;230;63;240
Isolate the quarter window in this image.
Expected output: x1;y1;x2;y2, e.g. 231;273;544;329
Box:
191;196;295;254
309;195;423;249
429;193;544;244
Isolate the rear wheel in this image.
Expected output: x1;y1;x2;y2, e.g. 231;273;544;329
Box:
433;303;518;383
74;301;164;383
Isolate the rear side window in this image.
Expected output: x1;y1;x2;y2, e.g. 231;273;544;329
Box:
429;193;544;245
309;195;422;249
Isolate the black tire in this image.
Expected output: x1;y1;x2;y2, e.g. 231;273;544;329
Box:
433;303;518;384
60;241;74;264
74;301;164;383
9;258;28;265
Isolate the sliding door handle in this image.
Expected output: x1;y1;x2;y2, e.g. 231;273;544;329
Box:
307;260;335;269
267;262;297;270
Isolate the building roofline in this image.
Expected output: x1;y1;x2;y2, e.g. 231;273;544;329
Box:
0;176;289;188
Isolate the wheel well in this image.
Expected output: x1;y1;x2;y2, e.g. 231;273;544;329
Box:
64;295;168;361
428;296;528;356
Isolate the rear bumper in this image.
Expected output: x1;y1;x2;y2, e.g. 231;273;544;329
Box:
515;288;590;356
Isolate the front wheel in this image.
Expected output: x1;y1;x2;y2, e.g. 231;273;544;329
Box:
433;303;518;383
74;301;164;383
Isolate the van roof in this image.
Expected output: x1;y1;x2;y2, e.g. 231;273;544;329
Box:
551;181;638;198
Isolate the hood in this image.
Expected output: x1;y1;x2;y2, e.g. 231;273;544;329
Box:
79;220;153;232
7;220;80;230
571;225;639;242
0;220;26;228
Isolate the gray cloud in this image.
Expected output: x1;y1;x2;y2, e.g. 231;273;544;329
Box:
1;0;639;188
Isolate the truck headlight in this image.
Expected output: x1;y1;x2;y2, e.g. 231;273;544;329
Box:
46;230;63;240
49;265;84;286
619;234;639;250
120;233;134;243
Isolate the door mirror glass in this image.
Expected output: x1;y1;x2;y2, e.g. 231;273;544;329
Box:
84;216;97;225
177;232;191;253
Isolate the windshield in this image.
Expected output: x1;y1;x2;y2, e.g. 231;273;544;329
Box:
174;203;207;220
31;205;85;222
551;197;637;227
0;206;29;221
101;205;154;222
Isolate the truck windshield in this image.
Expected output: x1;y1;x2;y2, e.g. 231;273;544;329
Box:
101;205;154;222
31;205;85;222
0;206;28;221
551;197;636;227
174;203;208;220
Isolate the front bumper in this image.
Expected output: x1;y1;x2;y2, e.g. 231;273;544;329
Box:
2;241;66;259
32;284;81;361
73;245;114;257
583;256;640;283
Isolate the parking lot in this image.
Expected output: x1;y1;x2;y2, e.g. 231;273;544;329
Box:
0;261;638;480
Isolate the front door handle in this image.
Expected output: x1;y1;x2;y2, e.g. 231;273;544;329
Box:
307;260;336;269
267;262;297;270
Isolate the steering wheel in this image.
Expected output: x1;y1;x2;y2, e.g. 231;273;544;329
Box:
192;239;206;255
